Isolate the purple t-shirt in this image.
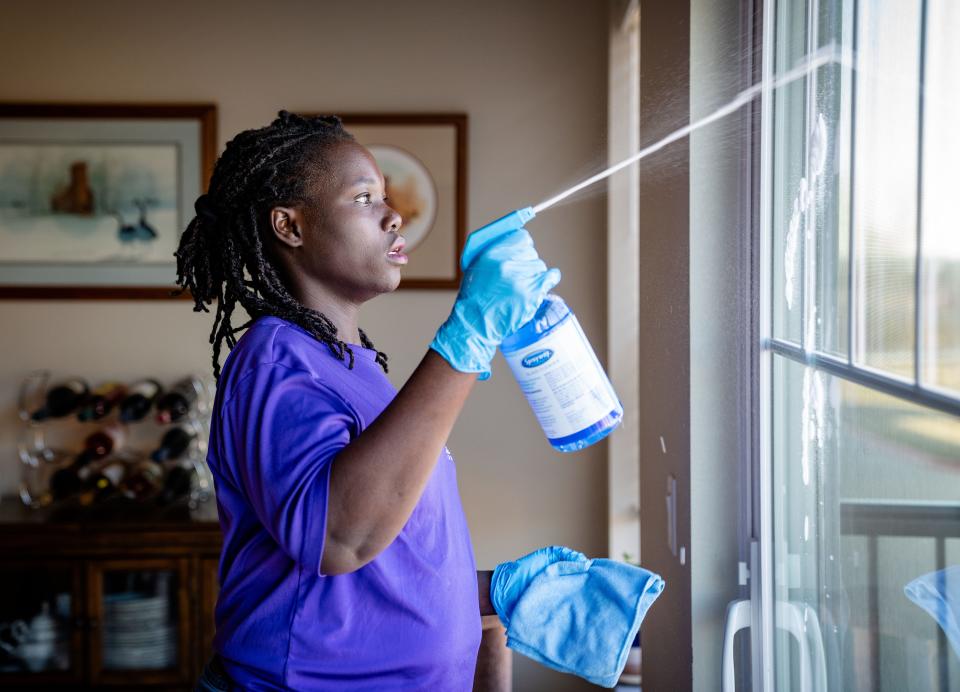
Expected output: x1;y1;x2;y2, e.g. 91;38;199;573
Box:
207;316;481;690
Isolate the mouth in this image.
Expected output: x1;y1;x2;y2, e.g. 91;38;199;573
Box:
386;239;408;265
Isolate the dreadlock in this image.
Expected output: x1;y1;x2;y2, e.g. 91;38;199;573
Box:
175;111;389;379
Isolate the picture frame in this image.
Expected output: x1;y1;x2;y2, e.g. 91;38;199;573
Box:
0;103;217;299
335;113;467;290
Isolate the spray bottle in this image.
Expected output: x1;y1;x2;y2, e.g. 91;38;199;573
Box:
460;46;842;452
469;207;623;452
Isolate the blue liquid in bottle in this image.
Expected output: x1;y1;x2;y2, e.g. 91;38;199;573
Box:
500;294;623;452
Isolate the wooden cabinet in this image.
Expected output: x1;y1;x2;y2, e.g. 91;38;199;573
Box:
0;500;221;690
198;558;219;666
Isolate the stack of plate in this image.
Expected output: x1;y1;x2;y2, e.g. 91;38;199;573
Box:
102;593;176;669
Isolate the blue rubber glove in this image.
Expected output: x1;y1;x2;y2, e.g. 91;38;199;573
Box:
490;545;588;629
430;224;561;379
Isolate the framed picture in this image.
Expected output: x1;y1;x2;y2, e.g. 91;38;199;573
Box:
0;103;216;299
336;113;467;290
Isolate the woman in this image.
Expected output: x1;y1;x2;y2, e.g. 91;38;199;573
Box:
176;112;559;690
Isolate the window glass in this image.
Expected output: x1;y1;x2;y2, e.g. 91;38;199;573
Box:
771;0;809;345
772;355;960;690
851;0;921;378
920;0;960;394
765;1;960;690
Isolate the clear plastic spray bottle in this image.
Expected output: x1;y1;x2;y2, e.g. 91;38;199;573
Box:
471;208;623;452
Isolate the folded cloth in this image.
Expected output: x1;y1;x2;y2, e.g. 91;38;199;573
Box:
492;553;664;688
904;565;960;657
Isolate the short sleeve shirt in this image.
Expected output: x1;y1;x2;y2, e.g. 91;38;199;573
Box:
207;317;481;691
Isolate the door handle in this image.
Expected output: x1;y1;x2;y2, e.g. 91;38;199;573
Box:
722;599;827;692
777;601;812;692
722;599;751;692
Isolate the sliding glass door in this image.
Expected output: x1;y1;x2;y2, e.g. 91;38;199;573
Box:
759;0;960;689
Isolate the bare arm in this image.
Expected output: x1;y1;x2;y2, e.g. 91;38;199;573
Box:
320;350;476;574
475;570;511;691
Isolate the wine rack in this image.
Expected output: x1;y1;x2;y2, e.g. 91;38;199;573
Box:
15;371;215;513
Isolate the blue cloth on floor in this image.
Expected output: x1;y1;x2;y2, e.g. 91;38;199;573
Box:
905;565;960;658
493;555;664;688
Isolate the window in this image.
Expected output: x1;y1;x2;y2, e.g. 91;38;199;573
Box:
762;0;960;689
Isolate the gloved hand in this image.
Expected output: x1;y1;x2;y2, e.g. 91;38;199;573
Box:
430;222;560;380
490;545;588;629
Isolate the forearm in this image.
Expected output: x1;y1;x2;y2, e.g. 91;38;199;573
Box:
321;350;475;574
475;570;510;692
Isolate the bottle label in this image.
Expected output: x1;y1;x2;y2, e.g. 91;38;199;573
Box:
92;382;124;396
503;315;619;440
101;463;126;486
64;379;88;395
130;380;160;398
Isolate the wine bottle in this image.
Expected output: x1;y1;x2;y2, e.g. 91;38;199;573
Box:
118;379;162;422
150;427;197;462
79;423;127;463
49;463;85;500
49;448;102;501
77;460;126;506
157;464;195;506
121;459;164;501
31;379;89;421
76;382;128;421
155;377;198;424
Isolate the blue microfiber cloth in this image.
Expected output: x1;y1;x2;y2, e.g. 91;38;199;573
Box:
904;565;960;658
492;555;665;688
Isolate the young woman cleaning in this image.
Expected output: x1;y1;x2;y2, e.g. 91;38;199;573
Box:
176;112;561;691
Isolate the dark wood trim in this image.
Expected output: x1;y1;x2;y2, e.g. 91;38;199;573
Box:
335;112;468;291
198;557;219;677
0;102;217;301
637;1;692;690
0;286;193;300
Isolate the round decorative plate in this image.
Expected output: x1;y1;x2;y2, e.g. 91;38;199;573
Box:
367;144;437;253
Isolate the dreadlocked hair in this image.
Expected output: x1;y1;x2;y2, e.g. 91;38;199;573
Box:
175;110;389;379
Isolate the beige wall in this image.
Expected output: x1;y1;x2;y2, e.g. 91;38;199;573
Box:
0;1;608;689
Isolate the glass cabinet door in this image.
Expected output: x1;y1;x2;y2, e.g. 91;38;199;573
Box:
87;558;191;686
0;561;82;684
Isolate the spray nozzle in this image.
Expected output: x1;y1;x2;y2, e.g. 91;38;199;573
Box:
461;207;536;270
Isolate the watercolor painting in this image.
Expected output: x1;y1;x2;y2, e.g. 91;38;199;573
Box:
0;103;216;298
0;143;179;264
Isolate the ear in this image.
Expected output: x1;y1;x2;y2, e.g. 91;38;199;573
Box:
271;206;303;248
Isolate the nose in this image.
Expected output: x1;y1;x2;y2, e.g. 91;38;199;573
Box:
383;204;402;234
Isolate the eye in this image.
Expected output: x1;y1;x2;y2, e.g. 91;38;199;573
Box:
355;192;372;205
